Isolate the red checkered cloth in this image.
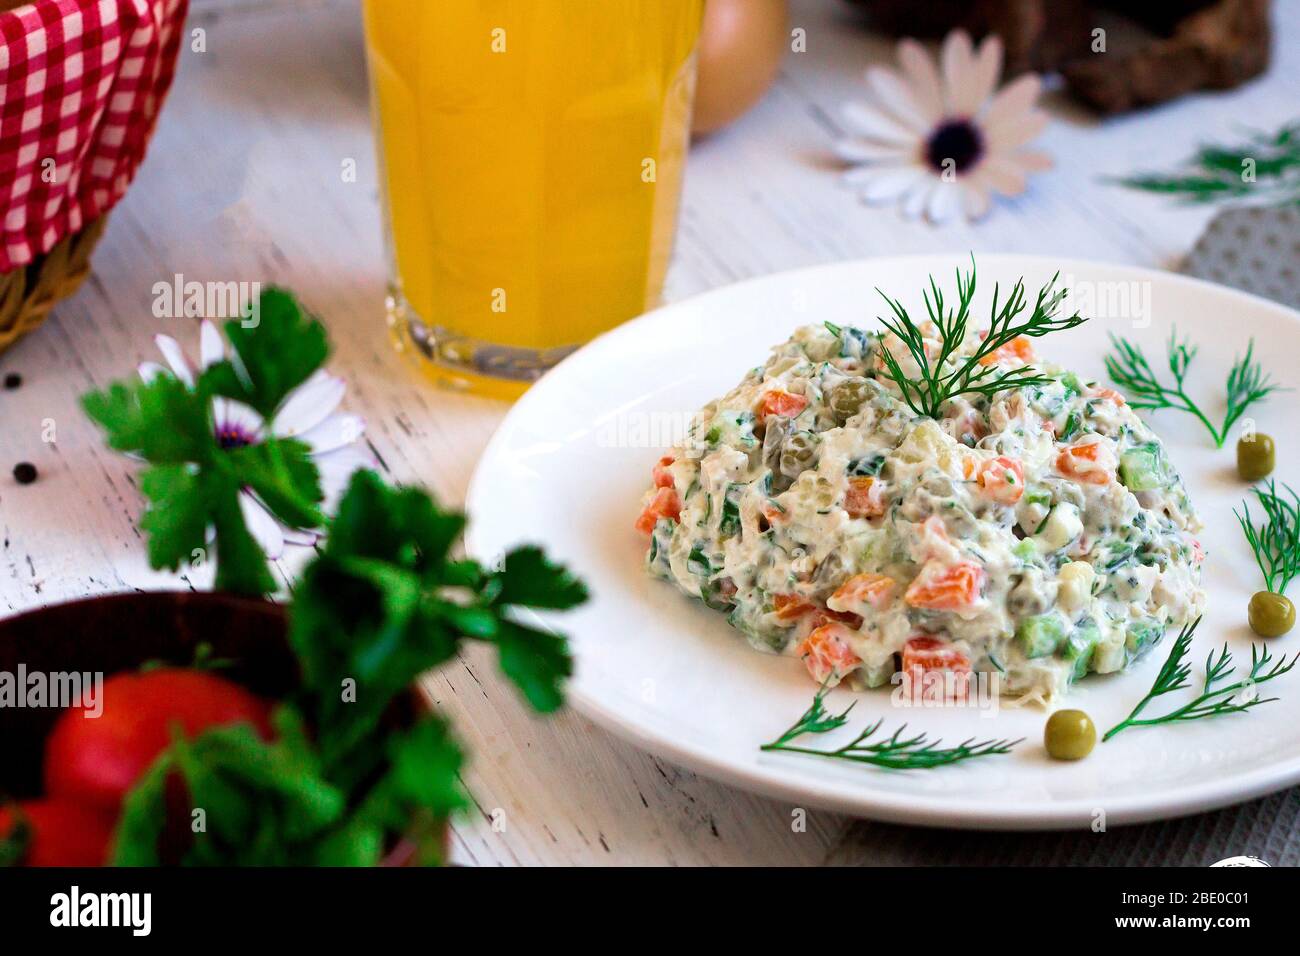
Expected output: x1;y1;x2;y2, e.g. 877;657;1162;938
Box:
0;0;187;273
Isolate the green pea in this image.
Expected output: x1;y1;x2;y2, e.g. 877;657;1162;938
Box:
1248;590;1295;638
1236;433;1275;481
1044;709;1096;761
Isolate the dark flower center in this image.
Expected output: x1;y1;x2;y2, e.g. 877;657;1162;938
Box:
216;424;256;450
925;120;983;174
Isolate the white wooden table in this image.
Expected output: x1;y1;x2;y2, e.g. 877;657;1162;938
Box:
4;0;1300;865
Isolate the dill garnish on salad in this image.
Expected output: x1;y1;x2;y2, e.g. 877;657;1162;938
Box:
636;262;1206;705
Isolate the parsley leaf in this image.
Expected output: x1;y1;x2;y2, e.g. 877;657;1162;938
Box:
82;290;329;594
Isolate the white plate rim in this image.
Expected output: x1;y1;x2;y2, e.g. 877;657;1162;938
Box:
465;252;1300;830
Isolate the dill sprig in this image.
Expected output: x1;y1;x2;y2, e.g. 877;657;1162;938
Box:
1103;617;1299;741
873;259;1088;419
1235;480;1300;595
760;682;1021;770
1104;331;1282;447
1114;121;1300;206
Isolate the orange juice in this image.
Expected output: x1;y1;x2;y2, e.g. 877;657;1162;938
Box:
362;1;703;398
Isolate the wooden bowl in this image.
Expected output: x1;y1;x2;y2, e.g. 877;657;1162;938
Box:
0;591;440;864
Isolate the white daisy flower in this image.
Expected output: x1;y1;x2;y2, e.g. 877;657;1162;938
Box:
836;30;1052;223
139;321;373;558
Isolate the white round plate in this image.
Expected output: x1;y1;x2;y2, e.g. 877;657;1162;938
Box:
465;254;1300;829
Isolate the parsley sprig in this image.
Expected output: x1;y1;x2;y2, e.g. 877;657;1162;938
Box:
874;260;1088;419
761;683;1021;770
113;470;588;865
1103;617;1299;741
1104;332;1282;448
1235;480;1300;595
82;289;329;595
1116;121;1300;205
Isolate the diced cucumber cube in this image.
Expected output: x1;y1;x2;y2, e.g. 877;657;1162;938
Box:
1064;619;1101;681
1017;614;1066;659
1119;443;1163;491
1125;618;1164;655
1059;372;1083;397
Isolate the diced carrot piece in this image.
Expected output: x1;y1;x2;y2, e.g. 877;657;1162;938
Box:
796;623;862;685
761;501;789;525
758;389;808;422
634;487;681;535
976;456;1025;504
830;573;896;614
773;593;815;621
808;607;864;630
652;455;675;489
904;561;984;611
1056;441;1114;485
844;475;885;518
901;636;972;700
1088;386;1127;406
977;336;1036;367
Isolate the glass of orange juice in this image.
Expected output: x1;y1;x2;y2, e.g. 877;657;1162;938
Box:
362;1;704;399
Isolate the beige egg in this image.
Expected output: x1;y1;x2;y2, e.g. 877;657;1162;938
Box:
692;0;788;135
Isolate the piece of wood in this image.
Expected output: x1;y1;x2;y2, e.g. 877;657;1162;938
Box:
1;0;1298;865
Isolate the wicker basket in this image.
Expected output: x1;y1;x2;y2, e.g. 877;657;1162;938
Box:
0;216;107;355
0;0;187;356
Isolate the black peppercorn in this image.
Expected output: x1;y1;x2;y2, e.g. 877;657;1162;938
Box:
12;462;37;484
2;373;19;390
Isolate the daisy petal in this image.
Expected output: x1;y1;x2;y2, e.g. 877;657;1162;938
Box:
897;39;944;123
154;334;194;387
314;444;377;511
960;175;993;221
900;178;933;219
864;66;929;132
960;35;1003;115
1013;149;1054;173
296;413;365;453
850;165;929;203
925;181;963;224
240;492;286;560
139;361;168;383
982;73;1043;129
834;138;909;163
273;371;346;438
840;101;916;146
981;157;1029;197
199;321;225;369
940;30;975;113
987;109;1049;152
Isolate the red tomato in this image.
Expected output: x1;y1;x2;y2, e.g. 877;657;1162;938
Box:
904;561;985;611
757;389;808;422
635;486;681;534
44;669;273;812
0;799;116;866
976;456;1025;504
796;623;862;685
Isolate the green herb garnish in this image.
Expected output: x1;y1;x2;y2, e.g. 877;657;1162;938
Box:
112;470;588;865
761;682;1021;770
1104;331;1282;447
82;289;329;594
1114;122;1300;205
1235;480;1300;595
873;260;1088;419
1103;617;1298;741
